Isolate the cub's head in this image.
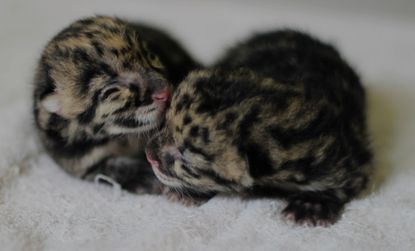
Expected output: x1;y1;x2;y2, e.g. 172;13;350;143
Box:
34;16;171;136
146;70;291;194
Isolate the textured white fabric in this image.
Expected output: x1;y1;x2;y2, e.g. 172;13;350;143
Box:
1;0;415;250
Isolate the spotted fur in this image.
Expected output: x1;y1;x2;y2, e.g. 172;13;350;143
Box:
33;16;199;192
146;30;372;225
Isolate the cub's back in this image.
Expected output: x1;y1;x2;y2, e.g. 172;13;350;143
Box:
147;30;372;225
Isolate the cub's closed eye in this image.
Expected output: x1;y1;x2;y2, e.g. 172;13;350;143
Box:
100;87;120;101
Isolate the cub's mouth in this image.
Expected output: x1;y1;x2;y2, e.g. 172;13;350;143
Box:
144;146;161;173
145;134;184;188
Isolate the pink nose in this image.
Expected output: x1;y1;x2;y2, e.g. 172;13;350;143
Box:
152;88;171;103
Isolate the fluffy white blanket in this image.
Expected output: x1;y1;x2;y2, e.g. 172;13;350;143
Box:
1;0;414;250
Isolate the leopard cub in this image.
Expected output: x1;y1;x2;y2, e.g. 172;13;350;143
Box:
146;30;372;226
33;16;199;192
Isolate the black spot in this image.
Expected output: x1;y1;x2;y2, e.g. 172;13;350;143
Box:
73;48;91;63
183;114;192;125
78;66;100;93
223;112;238;129
78;91;100;124
128;84;140;95
53;47;71;59
183;140;214;161
238;105;260;139
85;32;95;39
120;47;129;55
175;94;191;112
98;62;116;78
91;40;104;56
134;51;147;66
135;39;149;64
244;143;275;178
122;61;132;70
93;123;104;134
176;103;183;112
189;126;199;137
110;48;119;57
44;129;66;148
47;113;68;130
124;33;134;48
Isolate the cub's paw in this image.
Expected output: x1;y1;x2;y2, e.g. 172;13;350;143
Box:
161;187;213;207
282;192;344;227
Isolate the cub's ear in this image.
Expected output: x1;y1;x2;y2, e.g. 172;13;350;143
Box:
41;93;61;114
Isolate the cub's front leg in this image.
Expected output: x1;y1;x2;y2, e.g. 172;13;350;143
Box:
282;190;345;227
83;157;162;194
